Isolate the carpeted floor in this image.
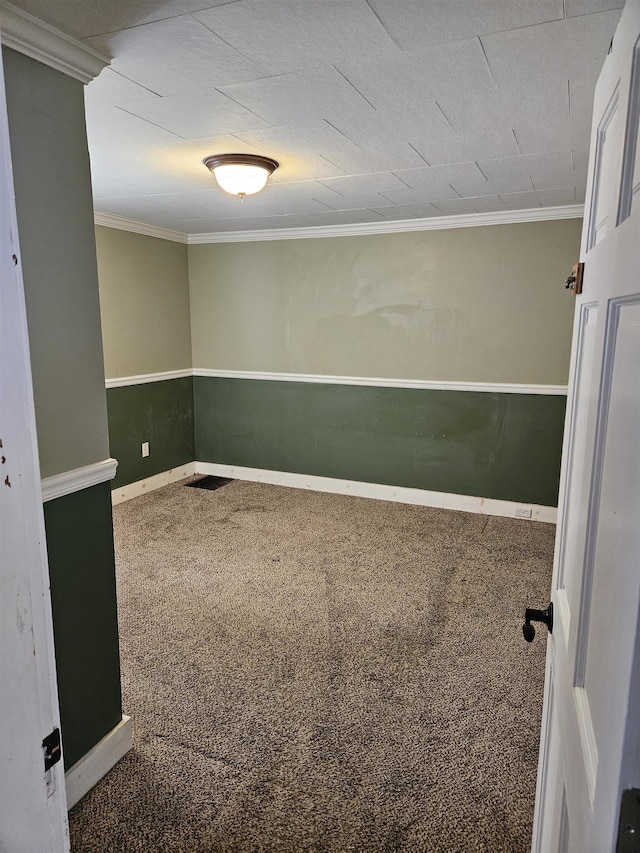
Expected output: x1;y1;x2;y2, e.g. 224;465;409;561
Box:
69;479;554;853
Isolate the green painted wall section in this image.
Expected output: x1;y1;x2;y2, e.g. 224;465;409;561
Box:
194;377;566;507
108;377;195;488
44;482;122;769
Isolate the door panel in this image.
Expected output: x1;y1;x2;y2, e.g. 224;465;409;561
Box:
532;2;640;851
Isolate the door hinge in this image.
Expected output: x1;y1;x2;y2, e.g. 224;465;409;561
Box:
617;788;640;852
42;727;61;771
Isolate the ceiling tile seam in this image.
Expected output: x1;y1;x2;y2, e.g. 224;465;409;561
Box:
477;37;499;91
332;66;378;111
434;101;455;132
475;162;489;181
73;0;116;35
407;143;429;166
391;172;412;189
511;129;522;154
563;0;567;19
80;8;211;42
212;89;277;126
227;134;264;154
311;181;346;198
104;68;163;99
363;0;401;50
568;79;573;120
113;106;186;139
449;184;463;199
317;153;345;173
322;119;363;150
188;11;261;66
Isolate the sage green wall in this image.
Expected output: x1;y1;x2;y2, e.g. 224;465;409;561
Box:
96;226;191;379
108;377;195;489
195;378;566;507
3;47;122;774
188;219;581;385
44;483;122;769
3;48;109;479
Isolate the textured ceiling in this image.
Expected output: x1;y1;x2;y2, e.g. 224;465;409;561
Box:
7;0;624;234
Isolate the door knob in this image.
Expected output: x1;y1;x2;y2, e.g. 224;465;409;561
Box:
523;602;553;642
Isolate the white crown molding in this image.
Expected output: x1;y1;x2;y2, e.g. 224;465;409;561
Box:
0;1;108;84
187;205;585;244
193;369;568;396
105;368;192;389
94;212;189;244
42;457;118;502
94;205;583;245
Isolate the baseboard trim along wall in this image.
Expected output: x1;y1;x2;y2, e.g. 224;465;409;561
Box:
112;462;557;523
42;457;118;502
107;369;568;395
65;715;132;810
111;462;197;505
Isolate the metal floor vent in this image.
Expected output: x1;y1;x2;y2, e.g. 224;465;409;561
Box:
185;476;234;492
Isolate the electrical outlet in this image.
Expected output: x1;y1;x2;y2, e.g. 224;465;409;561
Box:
515;506;532;519
141;441;150;458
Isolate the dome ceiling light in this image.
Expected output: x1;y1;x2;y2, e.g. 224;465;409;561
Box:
203;153;279;198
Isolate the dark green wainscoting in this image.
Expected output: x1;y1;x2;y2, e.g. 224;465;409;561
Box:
194;377;566;507
107;377;195;489
44;481;122;769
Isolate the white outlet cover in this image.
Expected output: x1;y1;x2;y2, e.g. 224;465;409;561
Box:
141;442;150;457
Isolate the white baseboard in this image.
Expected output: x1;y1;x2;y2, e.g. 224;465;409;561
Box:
65;715;132;809
198;462;557;523
111;463;197;505
111;460;556;522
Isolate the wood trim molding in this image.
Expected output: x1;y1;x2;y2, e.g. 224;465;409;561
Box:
104;368;568;395
94;213;189;244
111;463;197;505
112;461;557;523
0;1;109;83
105;369;192;389
192;369;569;396
198;463;558;523
41;458;118;502
65;715;132;809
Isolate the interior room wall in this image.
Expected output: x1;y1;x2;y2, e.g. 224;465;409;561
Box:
96;225;192;380
96;226;195;488
188;221;581;384
3;48;122;770
96;218;581;507
188;220;581;506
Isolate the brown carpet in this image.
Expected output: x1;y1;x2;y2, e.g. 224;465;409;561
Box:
69;479;553;853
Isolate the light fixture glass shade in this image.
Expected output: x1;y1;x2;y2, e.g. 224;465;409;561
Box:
203;154;279;197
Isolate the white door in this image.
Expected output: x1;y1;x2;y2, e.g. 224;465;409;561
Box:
0;41;70;853
531;1;640;851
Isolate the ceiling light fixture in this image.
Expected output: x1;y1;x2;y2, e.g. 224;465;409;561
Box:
203;153;279;198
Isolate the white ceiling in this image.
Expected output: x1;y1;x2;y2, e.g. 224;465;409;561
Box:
7;0;624;234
